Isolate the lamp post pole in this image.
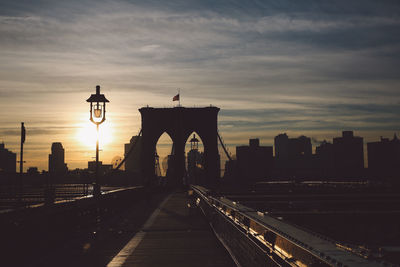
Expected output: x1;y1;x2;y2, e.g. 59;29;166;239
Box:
87;85;109;198
95;124;100;197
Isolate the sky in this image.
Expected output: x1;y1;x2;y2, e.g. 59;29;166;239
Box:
0;0;399;171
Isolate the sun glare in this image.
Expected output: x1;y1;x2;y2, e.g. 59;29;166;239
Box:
77;121;113;148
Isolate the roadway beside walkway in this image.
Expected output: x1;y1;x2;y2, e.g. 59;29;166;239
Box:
108;192;236;267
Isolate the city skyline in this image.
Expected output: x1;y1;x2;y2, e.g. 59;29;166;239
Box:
1;128;398;172
1;0;400;171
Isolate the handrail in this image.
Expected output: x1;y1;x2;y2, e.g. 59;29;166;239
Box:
191;185;378;267
1;186;144;213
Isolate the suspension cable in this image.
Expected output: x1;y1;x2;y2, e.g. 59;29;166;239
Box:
217;130;233;161
114;129;142;171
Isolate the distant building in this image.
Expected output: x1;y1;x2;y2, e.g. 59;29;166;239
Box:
165;154;175;178
333;131;364;178
236;138;273;183
274;134;312;160
124;136;142;173
223;159;238;181
88;161;113;175
48;142;68;175
290;135;312;158
315;140;334;178
367;134;400;179
274;134;313;174
27;167;39;175
274;133;289;160
0;143;16;173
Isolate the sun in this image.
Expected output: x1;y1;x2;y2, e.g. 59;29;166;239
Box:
76;121;113;148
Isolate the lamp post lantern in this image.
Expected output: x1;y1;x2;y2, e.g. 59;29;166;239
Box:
87;85;109;198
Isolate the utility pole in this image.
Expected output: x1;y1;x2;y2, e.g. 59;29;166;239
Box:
20;122;25;174
18;122;25;206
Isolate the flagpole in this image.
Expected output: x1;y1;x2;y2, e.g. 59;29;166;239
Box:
178;88;181;106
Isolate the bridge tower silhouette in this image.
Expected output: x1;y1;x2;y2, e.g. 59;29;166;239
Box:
139;106;220;187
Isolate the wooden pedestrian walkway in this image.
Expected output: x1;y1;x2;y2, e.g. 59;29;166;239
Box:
107;192;236;267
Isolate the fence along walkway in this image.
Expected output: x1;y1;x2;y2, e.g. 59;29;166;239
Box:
107;191;236;267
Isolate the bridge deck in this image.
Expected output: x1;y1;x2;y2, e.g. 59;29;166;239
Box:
108;192;236;267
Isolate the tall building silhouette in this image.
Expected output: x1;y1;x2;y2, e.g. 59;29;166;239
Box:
333;131;364;178
274;133;289;160
88;161;112;176
0;143;16;173
48;142;67;175
367;134;400;179
236;138;273;183
291;135;312;158
124;136;142;174
274;134;312;160
274;134;312;174
315;140;334;178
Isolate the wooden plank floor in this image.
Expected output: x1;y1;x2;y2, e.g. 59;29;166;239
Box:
108;192;236;267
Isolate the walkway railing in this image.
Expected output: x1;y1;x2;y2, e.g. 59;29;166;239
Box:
192;185;379;267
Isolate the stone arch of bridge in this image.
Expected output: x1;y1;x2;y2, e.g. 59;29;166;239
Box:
139;106;220;187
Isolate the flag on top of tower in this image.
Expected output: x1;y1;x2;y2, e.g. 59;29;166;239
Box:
173;94;179;101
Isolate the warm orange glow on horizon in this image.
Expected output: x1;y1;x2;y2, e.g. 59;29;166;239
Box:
76;121;113;149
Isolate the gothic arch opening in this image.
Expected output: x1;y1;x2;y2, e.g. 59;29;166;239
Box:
155;132;173;179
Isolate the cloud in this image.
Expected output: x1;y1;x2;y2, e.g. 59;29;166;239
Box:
1;0;400;170
219;103;400;134
0;126;77;137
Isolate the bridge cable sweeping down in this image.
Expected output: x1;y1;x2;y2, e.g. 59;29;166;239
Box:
217;130;233;161
114;129;142;171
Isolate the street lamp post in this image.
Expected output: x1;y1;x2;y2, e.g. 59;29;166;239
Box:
87;85;109;198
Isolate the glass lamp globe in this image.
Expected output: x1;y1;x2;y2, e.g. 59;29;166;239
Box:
94;107;102;118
